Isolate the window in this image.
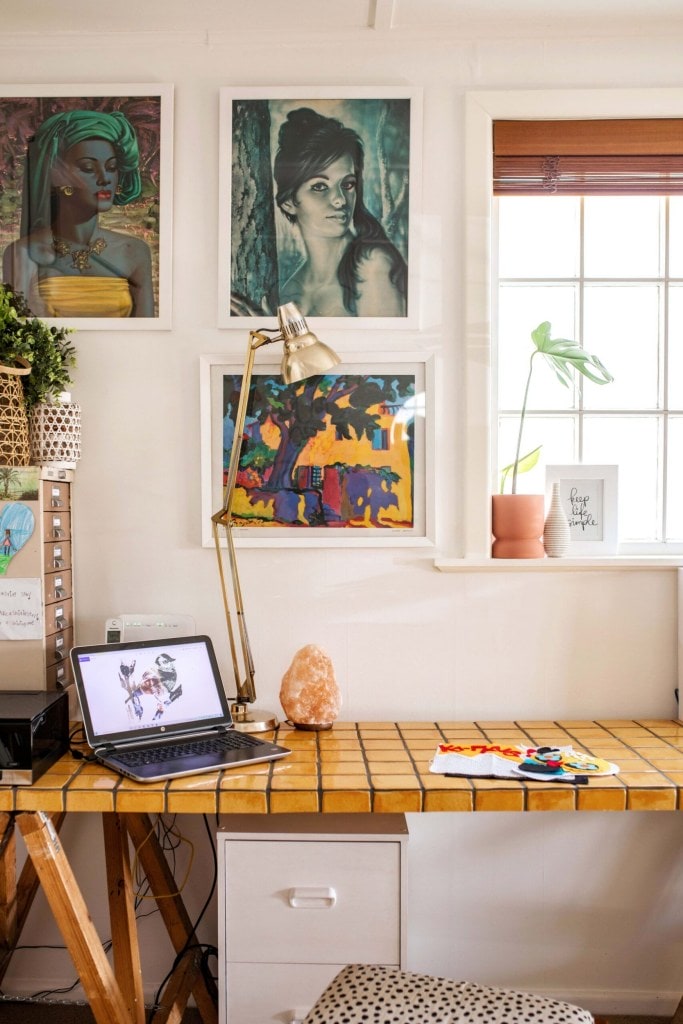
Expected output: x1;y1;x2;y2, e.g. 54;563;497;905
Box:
463;90;683;559
497;192;683;545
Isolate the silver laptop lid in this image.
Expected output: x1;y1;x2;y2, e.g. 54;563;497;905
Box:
70;634;233;749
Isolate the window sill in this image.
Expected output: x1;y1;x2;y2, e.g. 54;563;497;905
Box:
434;556;683;572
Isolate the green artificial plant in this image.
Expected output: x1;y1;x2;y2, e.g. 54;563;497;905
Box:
0;283;75;410
500;320;613;494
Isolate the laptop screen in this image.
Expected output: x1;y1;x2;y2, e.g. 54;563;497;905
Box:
71;634;232;747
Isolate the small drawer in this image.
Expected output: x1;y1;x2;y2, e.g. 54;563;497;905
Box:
46;628;74;667
44;539;72;571
225;963;342;1024
223;840;401;964
46;659;73;690
43;510;71;542
44;599;72;636
42;479;71;511
45;569;73;604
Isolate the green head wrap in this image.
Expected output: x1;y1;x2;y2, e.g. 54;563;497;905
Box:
21;108;142;235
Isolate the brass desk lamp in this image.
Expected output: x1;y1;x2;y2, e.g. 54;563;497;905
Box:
212;303;340;732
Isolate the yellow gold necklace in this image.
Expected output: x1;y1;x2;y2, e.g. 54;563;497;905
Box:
53;235;107;272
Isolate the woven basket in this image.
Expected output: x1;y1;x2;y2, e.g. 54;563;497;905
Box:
0;359;31;466
29;397;82;467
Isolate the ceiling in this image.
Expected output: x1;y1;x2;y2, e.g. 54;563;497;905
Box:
2;0;682;39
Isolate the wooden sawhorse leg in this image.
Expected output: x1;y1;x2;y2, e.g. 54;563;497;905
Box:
103;812;146;1024
16;810;134;1024
124;812;217;1024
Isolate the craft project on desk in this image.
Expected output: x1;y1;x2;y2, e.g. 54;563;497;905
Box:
430;743;620;783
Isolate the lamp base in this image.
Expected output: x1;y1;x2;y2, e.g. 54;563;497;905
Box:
230;702;279;733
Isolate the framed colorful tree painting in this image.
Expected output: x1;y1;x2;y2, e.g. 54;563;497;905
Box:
200;351;434;547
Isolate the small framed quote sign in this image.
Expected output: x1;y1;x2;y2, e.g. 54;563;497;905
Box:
546;465;619;555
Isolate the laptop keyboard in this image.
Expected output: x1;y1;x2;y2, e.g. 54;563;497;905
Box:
114;731;261;768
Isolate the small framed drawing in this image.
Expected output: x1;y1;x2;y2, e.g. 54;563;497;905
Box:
199;351;435;548
546;465;619;555
0;83;173;329
218;86;423;330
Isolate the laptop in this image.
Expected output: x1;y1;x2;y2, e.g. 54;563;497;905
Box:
70;634;291;783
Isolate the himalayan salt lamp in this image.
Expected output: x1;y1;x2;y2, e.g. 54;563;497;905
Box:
280;644;341;730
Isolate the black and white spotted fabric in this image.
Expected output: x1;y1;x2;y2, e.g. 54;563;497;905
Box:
302;964;594;1024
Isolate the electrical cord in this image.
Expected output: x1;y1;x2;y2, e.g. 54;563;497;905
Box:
147;814;219;1022
67;723;97;763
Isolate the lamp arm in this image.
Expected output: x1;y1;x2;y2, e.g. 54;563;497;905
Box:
212;328;280;704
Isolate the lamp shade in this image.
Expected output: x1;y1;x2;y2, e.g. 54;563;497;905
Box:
277;302;341;383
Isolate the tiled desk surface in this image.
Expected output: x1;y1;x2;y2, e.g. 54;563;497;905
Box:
2;719;682;816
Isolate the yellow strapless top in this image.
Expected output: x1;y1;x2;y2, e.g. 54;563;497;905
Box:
38;276;133;318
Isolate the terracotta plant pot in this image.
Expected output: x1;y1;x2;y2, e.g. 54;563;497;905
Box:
491;494;545;558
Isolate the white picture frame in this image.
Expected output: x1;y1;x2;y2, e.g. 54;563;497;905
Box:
546;464;619;555
199;350;435;548
218;86;423;330
0;83;174;330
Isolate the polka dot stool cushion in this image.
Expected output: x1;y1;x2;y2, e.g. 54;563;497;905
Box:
302;964;594;1024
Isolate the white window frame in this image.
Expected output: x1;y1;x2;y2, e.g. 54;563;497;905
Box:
463;88;683;562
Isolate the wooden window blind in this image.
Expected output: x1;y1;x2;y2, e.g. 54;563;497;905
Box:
493;119;683;195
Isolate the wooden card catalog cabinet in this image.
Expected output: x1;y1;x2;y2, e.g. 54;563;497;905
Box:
0;467;75;694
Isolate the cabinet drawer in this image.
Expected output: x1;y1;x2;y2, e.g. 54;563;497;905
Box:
223;840;401;964
42;479;71;511
44;599;72;636
43;510;71;541
46;659;73;689
44;539;72;571
45;569;72;604
46;628;74;667
225;962;342;1024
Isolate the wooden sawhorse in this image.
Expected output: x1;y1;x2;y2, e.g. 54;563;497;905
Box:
0;810;217;1024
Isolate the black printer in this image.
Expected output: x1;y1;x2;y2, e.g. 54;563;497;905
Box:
0;690;69;785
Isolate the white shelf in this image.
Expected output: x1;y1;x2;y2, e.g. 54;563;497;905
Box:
434;556;683;572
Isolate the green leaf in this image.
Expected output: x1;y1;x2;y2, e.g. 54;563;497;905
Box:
531;321;613;388
500;445;542;494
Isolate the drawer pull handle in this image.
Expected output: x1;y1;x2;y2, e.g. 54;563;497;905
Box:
52;528;65;540
288;886;336;909
51;498;64;508
54;616;67;631
53;650;64;662
52;558;66;569
54;587;67;599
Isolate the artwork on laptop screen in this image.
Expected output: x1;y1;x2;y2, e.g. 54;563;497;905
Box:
74;642;225;735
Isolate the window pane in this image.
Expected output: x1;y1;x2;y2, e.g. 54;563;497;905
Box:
583;285;660;410
584;196;662;278
583;416;660;541
667;285;683;409
498;415;575;494
498;285;577;410
666;417;683;539
668;197;683;278
498;197;580;278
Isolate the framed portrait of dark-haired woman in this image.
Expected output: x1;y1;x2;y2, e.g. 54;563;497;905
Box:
219;86;423;330
0;83;173;329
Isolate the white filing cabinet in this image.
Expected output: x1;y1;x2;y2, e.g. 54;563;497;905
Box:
218;813;408;1024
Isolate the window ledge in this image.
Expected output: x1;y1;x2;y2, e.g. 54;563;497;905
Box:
434;556;683;572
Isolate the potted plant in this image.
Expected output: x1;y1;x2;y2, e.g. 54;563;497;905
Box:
0;283;78;466
492;321;613;558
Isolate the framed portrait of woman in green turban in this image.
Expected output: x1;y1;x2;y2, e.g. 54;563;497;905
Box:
0;84;173;329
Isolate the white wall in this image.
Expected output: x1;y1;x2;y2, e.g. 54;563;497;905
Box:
2;1;682;1014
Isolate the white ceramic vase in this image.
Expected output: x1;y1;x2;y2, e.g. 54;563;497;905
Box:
543;482;570;557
